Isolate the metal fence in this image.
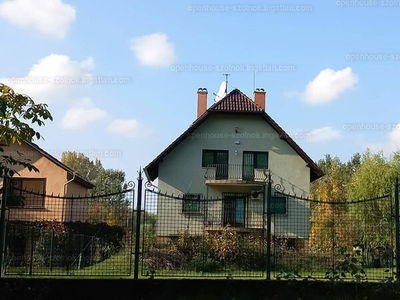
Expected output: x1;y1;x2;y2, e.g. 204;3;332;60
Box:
0;180;135;277
272;189;394;281
140;178;398;281
141;189;265;278
1;171;400;281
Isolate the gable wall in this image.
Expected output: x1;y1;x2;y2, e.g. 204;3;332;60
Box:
0;143;89;221
158;114;310;197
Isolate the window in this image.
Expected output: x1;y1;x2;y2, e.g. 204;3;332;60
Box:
182;194;201;213
10;178;46;208
243;151;268;168
243;152;268;180
271;196;286;214
202;150;229;167
222;193;248;227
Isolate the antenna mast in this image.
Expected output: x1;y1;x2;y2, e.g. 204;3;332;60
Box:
253;69;256;91
223;73;230;93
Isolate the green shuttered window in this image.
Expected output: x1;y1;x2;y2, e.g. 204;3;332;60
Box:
271;196;287;214
202;150;228;167
182;194;201;213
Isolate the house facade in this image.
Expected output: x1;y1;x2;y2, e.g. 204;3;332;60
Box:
145;88;323;240
0;142;94;222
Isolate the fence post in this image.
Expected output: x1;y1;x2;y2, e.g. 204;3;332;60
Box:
29;226;35;276
0;177;9;277
134;168;143;279
50;228;54;272
265;171;272;280
395;176;399;281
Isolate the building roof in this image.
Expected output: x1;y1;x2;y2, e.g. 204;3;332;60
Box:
209;89;264;112
25;142;95;189
145;89;324;182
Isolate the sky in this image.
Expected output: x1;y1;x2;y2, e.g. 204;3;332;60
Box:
1;0;400;182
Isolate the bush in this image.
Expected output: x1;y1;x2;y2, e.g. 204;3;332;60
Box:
143;249;187;270
189;255;221;273
6;220;127;269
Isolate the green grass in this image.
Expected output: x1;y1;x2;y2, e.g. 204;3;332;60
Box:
4;252;395;281
5;250;133;279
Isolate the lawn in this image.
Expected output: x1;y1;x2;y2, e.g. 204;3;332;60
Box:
3;251;395;281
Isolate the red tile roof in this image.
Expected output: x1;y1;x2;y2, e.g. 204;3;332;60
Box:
209;89;263;112
145;89;324;182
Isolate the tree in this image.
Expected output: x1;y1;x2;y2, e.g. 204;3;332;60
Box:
0;84;53;177
310;155;354;254
61;151;127;194
61;151;128;225
347;150;399;262
61;151;103;182
348;150;399;199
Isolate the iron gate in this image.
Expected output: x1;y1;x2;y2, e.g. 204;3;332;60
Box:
141;187;266;278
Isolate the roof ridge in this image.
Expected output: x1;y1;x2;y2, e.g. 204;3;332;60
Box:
209;88;263;113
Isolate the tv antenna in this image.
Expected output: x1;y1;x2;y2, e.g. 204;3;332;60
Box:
223;73;230;93
214;74;230;102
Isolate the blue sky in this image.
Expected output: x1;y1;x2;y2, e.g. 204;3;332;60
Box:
1;0;400;182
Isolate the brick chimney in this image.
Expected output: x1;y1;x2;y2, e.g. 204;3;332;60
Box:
197;88;208;118
254;88;266;110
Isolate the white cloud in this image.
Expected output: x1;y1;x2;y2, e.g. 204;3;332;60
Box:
130;33;175;66
308;126;341;142
0;0;76;39
300;67;358;104
108;119;149;138
367;123;400;156
61;98;108;130
1;54;94;103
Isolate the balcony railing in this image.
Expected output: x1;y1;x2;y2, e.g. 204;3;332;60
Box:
204;164;268;182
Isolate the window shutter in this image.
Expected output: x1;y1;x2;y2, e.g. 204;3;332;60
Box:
255;153;268;168
271;196;286;214
202;151;215;167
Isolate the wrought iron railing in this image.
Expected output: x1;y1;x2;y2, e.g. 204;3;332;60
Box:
204;164;268;181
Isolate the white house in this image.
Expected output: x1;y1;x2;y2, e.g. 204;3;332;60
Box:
145;88;323;241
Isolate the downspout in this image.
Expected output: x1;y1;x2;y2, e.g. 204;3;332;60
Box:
62;172;76;222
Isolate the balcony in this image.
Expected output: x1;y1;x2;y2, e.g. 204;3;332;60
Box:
204;164;268;186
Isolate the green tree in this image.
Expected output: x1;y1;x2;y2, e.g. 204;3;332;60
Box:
61;151;103;182
348;150;399;199
61;151;128;225
310;155;354;254
61;151;126;195
0;84;53;177
61;151;126;194
347;150;399;263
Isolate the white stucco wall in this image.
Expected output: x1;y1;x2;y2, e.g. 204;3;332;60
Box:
153;113;311;238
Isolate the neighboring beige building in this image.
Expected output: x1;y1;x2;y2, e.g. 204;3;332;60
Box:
0;142;94;222
145;88;324;239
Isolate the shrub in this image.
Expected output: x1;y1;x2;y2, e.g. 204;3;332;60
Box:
6;220;127;269
189;255;221;273
143;249;187;270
